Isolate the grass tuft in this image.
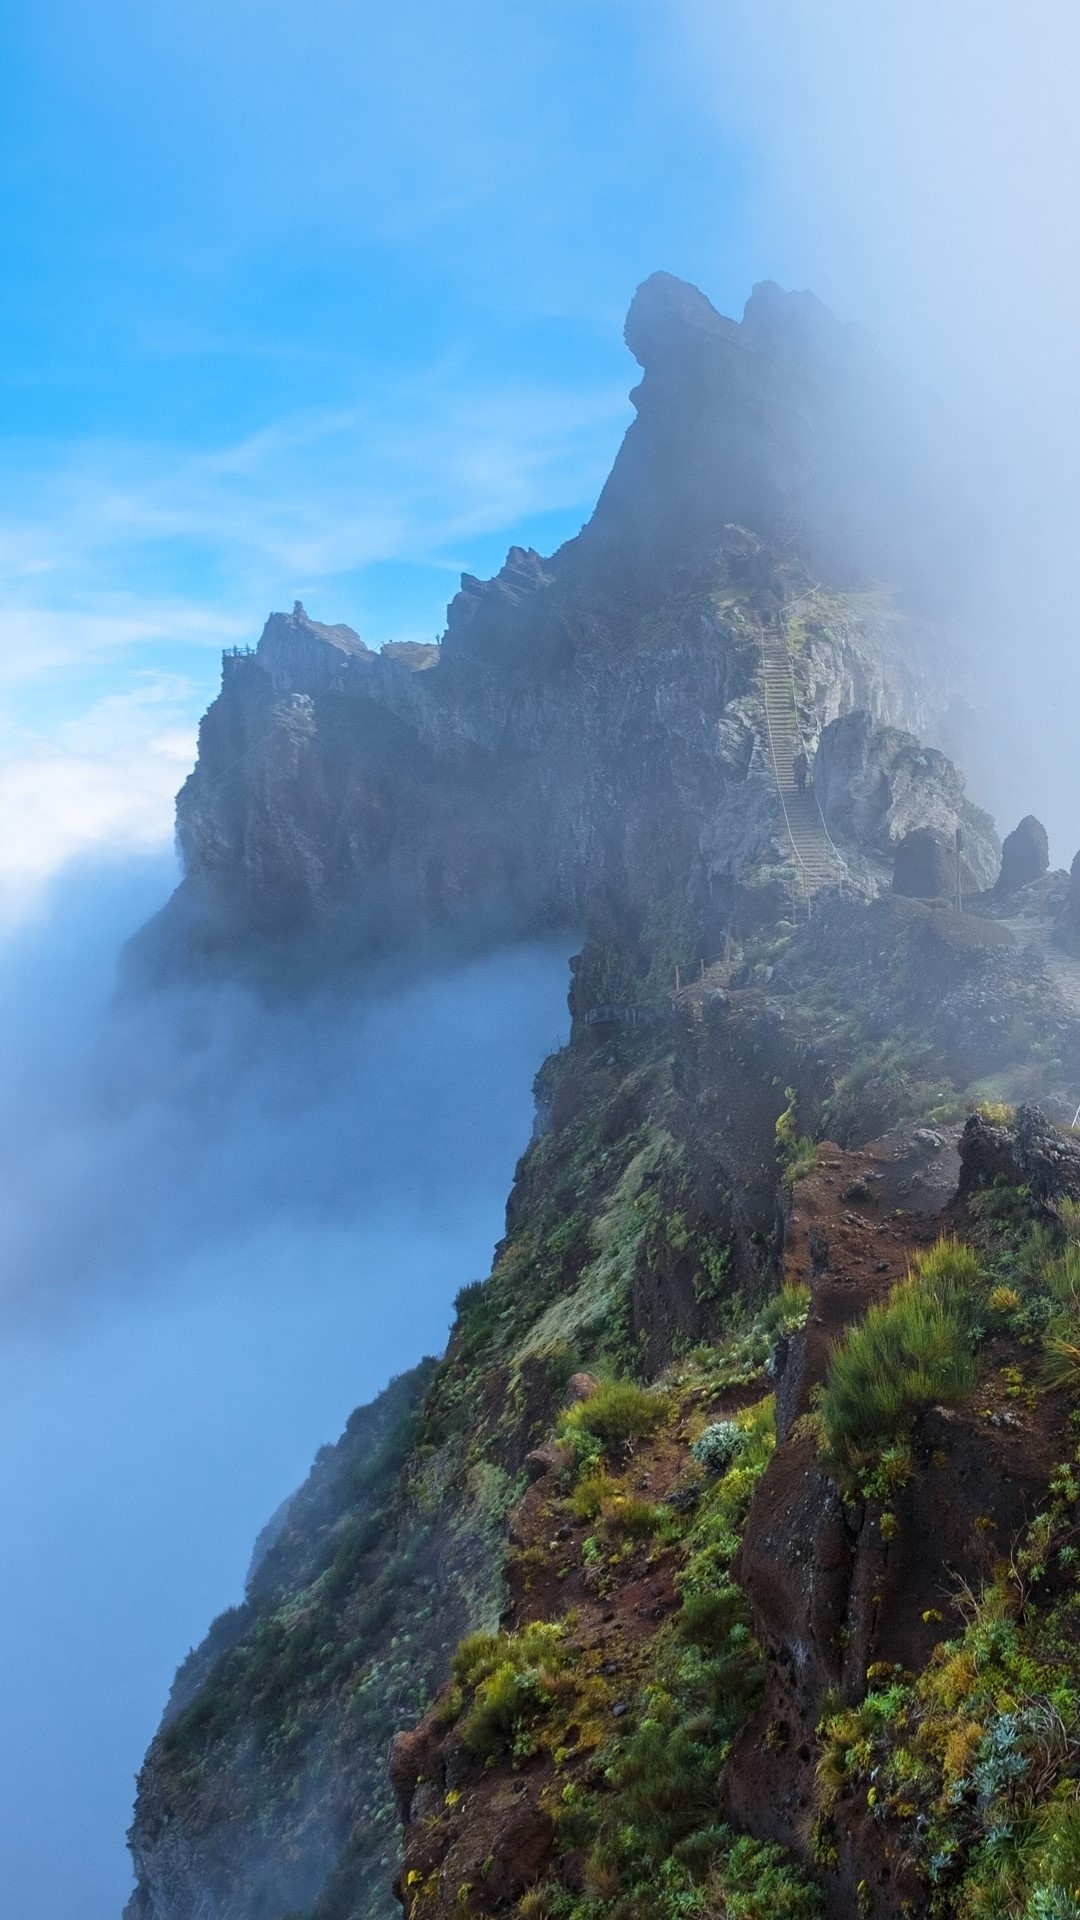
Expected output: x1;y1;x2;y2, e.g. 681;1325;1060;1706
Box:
559;1379;671;1456
820;1238;981;1484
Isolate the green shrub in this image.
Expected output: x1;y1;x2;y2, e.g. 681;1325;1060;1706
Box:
451;1630;502;1688
691;1420;743;1474
452;1278;487;1316
569;1470;619;1522
700;1829;826;1918
820;1238;980;1482
915;1234;983;1308
1045;1245;1080;1309
559;1379;671;1454
700;1285;810;1393
775;1089;817;1183
1031;1801;1080;1917
452;1620;563;1690
677;1584;749;1651
452;1621;569;1760
599;1495;673;1541
459;1660;550;1758
1043;1337;1080;1393
758;1281;811;1340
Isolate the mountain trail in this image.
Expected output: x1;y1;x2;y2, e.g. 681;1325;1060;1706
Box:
999;913;1080;1017
758;624;847;909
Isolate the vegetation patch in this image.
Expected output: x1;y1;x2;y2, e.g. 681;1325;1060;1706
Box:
541;1391;821;1920
448;1622;613;1764
775;1088;818;1183
815;1453;1080;1918
819;1238;982;1487
559;1379;672;1461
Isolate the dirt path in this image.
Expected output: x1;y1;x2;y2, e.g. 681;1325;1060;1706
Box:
999;914;1080;1016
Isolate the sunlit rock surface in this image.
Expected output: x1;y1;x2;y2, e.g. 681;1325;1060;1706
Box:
131;274;973;987
126;275;1055;1920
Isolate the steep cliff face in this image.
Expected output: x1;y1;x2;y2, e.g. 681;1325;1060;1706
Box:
132;273;978;985
126;873;1080;1920
125;273;1075;1920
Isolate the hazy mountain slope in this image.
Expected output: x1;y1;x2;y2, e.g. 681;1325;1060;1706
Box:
123;276;1080;1920
129;273;974;984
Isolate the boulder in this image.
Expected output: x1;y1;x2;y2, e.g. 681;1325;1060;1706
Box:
994;814;1049;896
813;709;999;889
892;826;957;901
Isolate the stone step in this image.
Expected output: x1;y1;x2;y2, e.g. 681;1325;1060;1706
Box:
758;629;843;895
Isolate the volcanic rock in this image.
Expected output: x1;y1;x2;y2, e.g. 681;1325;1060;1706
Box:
891;825;958;900
1055;848;1080;957
813;709;998;888
128;275;979;986
994;813;1049;896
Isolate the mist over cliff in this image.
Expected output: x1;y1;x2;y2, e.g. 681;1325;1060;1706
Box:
0;857;570;1919
15;256;1080;1920
116;265;1080;1920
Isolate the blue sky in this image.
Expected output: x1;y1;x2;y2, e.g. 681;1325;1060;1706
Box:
4;0;1080;906
0;1;764;918
0;1;764;913
5;13;1080;1915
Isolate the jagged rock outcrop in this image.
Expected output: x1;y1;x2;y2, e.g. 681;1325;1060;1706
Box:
579;273;967;593
994;812;1050;896
891;825;958;900
130;275;976;988
812;707;998;890
126;273;1051;1920
956;1101;1080;1208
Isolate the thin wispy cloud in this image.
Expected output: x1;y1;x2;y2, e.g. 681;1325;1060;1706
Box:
0;377;626;601
0;604;243;687
0;369;629;915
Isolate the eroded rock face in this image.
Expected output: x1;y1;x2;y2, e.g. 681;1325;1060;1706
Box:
994;814;1050;896
891;824;958;900
130;275;976;984
590;271;966;597
957;1101;1080;1208
1055;848;1080;956
813;708;998;890
724;1126;1066;1920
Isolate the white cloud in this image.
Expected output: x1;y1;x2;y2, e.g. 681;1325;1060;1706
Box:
0;366;629;918
0;681;197;929
0;376;628;611
0;603;244;687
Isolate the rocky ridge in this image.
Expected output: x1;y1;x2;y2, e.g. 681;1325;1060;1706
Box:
131;273;981;994
125;875;1080;1919
124;274;1080;1920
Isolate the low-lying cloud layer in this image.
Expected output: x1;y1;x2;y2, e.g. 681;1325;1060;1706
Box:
0;857;571;1919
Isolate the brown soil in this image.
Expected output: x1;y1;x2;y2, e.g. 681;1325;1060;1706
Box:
727;1135;1069;1920
392;1368;760;1916
393;1124;1071;1920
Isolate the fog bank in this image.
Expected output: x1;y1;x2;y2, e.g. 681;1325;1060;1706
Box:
677;0;1080;862
0;858;571;1919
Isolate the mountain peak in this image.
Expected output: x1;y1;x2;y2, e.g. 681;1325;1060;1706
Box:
623;270;735;372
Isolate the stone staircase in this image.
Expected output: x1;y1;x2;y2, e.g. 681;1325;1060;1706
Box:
758;626;846;908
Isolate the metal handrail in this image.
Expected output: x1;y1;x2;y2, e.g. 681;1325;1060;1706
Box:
756;626;814;904
769;612;851;879
756;622;849;894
